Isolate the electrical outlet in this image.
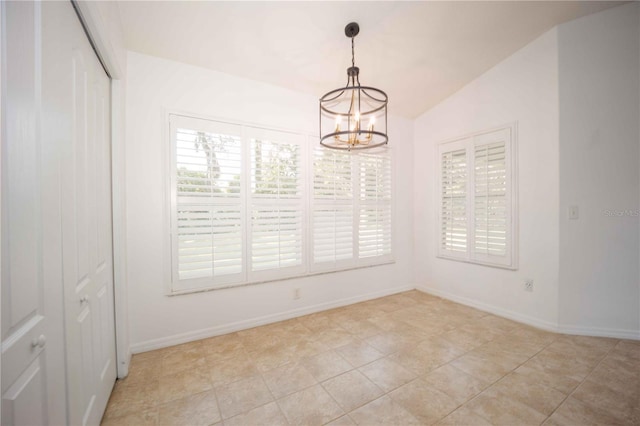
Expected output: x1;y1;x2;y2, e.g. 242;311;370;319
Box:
568;205;579;220
293;288;301;300
524;279;534;292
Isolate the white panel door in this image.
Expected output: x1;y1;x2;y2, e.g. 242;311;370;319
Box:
57;3;117;426
1;1;117;425
1;1;67;425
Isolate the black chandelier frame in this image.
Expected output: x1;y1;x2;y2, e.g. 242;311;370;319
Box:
319;22;389;151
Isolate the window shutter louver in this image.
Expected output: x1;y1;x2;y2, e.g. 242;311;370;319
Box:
312;207;354;263
438;126;515;269
358;153;392;262
170;114;395;294
310;148;355;269
171;116;244;290
474;141;507;257
249;133;305;278
440;147;468;254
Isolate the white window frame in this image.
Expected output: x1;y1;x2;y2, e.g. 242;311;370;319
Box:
166;112;395;295
436;123;518;270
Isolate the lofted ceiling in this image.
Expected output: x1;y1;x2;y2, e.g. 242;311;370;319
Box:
117;1;623;118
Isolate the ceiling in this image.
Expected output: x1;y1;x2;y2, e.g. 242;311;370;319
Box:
117;1;623;118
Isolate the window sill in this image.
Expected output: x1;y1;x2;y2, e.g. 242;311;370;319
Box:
436;254;517;271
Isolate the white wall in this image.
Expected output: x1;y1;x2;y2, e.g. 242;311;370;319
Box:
414;3;640;340
558;3;640;338
125;52;414;352
413;28;561;330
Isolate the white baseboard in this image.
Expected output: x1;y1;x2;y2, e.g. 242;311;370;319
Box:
416;284;640;341
130;284;413;354
557;324;640;341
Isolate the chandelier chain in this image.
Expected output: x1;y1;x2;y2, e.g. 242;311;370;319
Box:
351;36;355;69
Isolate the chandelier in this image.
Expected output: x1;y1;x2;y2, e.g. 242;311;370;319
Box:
319;22;388;151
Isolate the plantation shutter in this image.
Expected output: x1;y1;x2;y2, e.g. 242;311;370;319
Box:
438;126;515;268
473;128;512;266
311;148;354;270
440;143;468;256
358;152;392;262
249;129;305;279
170;115;244;290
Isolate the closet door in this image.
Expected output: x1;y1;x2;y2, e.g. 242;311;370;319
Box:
1;1;117;424
1;1;67;425
56;2;118;425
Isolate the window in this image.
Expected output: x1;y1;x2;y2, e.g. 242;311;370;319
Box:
310;148;393;271
438;125;517;269
248;129;305;281
169;114;393;293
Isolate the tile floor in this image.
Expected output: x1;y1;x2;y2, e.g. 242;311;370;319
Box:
102;290;640;426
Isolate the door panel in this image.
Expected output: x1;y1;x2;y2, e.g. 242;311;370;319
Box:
60;2;116;424
2;1;117;424
1;0;70;424
2;358;47;426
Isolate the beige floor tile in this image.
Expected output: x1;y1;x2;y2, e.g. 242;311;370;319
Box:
313;328;356;349
223;401;288;426
105;293;637;426
464;388;548;426
572;378;639;423
611;339;640;361
335;340;385;367
160;343;207;376
252;345;294;373
450;352;511;384
364;332;414;355
349;395;421;425
436;406;492;426
388;347;443;376
215;374;273;419
322;370;384;412
325;415;356;425
359;357;417;392
277;384;344;425
470;343;531;371
490;372;566;416
103;379;160;420
440;327;491;353
477;314;521;334
514;352;586;394
423;364;489;404
415;336;466;364
340;319;384;339
201;333;246;361
587;360;640;397
125;356;162;384
157;390;220;426
296;313;334;332
300;350;353;382
283;337;327;361
389;378;459;424
101;409;158;426
545;336;613;367
544;396;628;426
207;352;259;386
262;361;317;399
158;367;213;404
